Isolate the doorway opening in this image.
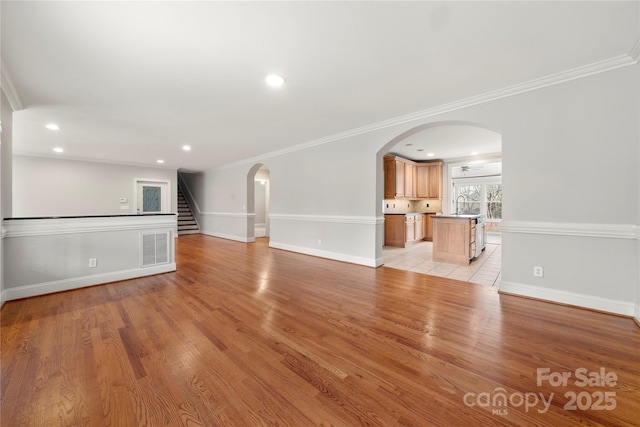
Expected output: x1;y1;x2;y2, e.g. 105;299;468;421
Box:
134;179;170;214
377;121;503;286
247;164;270;241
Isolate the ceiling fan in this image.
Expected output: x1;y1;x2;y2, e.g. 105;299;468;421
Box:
459;165;483;173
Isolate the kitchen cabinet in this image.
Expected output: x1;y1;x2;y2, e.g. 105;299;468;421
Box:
386;155;442;200
416;162;443;199
427;162;443;199
384;214;405;247
414;214;424;240
405;215;415;242
404;163;416;198
423;213;435;241
432;215;480;265
384;157;406;198
384;213;424;247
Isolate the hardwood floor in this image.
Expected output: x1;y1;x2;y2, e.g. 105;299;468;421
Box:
2;234;639;426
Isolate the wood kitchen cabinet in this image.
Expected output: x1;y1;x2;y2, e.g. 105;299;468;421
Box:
423;213;435;241
384;214;405;247
404;163;416;198
416;162;443;199
414;214;424;240
386;155;442;200
427;162;443;199
405;215;415;242
384;213;424;247
384;157;406;198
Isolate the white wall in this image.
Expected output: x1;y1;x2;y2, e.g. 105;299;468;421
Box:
13;155;178;217
182;63;639;317
1;91;12;219
3;215;176;301
1;90;13;305
637;60;640;325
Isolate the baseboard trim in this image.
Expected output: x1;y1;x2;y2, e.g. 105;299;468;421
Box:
269;241;377;267
499;280;635;317
200;230;254;243
634;303;640;326
4;263;176;302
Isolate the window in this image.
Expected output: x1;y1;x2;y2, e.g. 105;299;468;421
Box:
486;184;502;220
454;185;482;214
453;179;502;221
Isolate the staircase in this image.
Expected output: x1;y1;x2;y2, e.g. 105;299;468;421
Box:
177;188;199;235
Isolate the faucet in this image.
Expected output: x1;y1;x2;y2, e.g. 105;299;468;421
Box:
455;195;466;215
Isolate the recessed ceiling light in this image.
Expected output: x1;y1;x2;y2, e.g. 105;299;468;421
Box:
157;159;165;164
427;152;435;157
405;143;413;146
53;147;64;153
46;123;60;130
417;149;424;152
265;74;285;87
182;145;191;151
471;151;479;156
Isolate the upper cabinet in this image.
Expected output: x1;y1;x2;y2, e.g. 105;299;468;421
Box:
427;162;443;199
384;157;405;198
385;155;442;200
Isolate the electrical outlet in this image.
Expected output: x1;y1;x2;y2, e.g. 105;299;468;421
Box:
533;266;544;277
89;258;97;268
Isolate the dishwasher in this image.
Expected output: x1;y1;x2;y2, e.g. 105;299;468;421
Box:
475;216;487;257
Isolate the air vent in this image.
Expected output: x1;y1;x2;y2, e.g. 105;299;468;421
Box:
141;232;170;267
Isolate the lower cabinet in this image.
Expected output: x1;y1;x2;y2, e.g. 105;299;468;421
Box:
423;213;435;241
384;214;426;248
414;214;424;241
384;215;406;247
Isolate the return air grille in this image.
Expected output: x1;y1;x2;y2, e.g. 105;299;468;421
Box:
141;232;169;267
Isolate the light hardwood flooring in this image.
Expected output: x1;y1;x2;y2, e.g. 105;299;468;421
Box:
1;234;638;426
383;233;502;286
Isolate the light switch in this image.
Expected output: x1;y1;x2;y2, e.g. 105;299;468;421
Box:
120;205;129;210
119;197;128;203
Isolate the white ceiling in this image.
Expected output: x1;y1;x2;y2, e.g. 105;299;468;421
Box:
386;124;501;161
2;1;638;172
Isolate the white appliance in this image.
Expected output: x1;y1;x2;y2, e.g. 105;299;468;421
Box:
475;216;486;257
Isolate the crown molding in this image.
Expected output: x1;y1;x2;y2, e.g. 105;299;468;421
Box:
12;150;179;171
216;39;640;171
0;61;24;111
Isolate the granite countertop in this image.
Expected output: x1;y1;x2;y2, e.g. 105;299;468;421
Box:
384;212;438;215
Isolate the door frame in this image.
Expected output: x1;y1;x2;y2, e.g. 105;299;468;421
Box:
134;178;171;214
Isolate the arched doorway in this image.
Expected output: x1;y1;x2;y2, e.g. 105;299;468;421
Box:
376;121;503;286
247;163;270;240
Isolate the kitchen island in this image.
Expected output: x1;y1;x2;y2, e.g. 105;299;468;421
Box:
432;214;485;265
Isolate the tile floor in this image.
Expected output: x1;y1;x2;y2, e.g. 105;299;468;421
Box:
382;233;502;286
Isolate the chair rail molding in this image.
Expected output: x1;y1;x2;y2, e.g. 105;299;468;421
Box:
269;214;384;225
500;220;639;240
